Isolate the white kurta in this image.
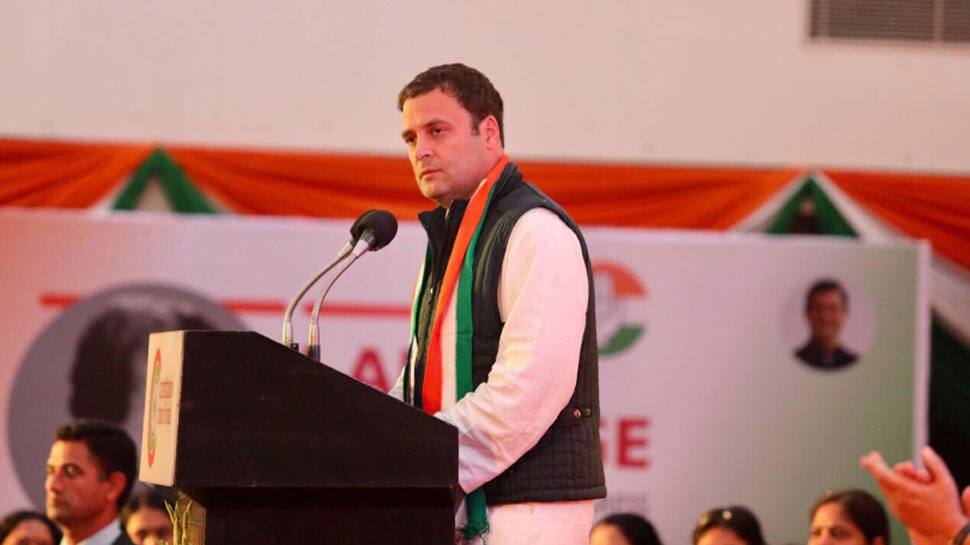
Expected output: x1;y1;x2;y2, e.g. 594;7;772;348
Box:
391;207;593;545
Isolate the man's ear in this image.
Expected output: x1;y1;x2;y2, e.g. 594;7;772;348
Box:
480;115;502;150
105;471;127;503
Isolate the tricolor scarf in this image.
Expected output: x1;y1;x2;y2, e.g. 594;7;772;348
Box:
408;155;510;540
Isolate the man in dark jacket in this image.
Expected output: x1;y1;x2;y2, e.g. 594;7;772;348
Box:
391;63;605;544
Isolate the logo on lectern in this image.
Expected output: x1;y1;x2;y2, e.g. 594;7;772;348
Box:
146;349;162;467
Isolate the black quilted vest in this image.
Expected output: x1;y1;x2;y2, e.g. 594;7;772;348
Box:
408;162;606;504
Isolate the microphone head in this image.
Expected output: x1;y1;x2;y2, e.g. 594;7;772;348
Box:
351;209;398;251
349;210;374;240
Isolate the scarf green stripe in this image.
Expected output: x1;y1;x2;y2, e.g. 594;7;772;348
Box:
405;176;502;539
456;183;500;540
404;247;431;406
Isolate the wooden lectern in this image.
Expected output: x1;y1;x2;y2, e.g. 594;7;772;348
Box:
139;330;458;545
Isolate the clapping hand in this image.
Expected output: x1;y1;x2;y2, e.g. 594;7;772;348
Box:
860;447;970;545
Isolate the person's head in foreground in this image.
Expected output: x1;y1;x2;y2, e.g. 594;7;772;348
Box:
591;513;663;545
45;419;137;544
808;489;889;545
693;505;767;545
120;488;175;545
0;511;61;545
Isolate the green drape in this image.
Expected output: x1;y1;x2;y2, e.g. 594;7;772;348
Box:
929;321;970;488
112;148;218;213
767;177;856;236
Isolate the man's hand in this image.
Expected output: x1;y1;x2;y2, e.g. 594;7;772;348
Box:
860;447;970;543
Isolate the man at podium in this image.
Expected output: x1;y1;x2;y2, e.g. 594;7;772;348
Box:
393;63;606;545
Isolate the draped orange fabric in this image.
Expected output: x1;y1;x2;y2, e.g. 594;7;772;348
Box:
166;144;800;230
8;138;969;270
165;146;424;219
0;139;151;207
827;170;970;271
517;160;801;230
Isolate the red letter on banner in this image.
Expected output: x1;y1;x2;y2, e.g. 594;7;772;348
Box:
617;418;650;468
352;348;390;392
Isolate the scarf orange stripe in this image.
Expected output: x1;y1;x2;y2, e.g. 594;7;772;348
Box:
422;155;509;414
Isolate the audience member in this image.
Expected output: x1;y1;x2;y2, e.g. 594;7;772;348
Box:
119;489;175;545
0;511;61;545
45;419;137;545
591;513;663;545
861;447;970;545
693;506;767;545
809;489;889;545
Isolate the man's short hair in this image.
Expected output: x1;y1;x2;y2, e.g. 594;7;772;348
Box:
397;63;505;146
54;419;137;510
804;278;849;313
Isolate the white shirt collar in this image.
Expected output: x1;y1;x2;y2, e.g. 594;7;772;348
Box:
60;520;122;545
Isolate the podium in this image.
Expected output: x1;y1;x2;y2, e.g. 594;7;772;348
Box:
139;330;458;545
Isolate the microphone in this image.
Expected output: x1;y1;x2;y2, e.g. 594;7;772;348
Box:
349;209;398;254
306;210;398;361
280;210;396;351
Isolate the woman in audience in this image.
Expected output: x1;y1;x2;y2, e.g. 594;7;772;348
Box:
120;488;175;545
693;505;767;545
591;513;663;545
0;510;61;545
809;489;890;545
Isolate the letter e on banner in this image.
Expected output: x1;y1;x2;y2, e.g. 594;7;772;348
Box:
618;417;650;469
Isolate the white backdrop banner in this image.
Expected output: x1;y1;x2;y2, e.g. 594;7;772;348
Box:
0;210;928;545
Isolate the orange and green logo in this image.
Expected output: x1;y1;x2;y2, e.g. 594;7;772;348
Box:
593;262;648;356
146;349;161;467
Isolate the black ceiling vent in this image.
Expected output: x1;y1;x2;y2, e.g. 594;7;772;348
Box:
809;0;970;44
